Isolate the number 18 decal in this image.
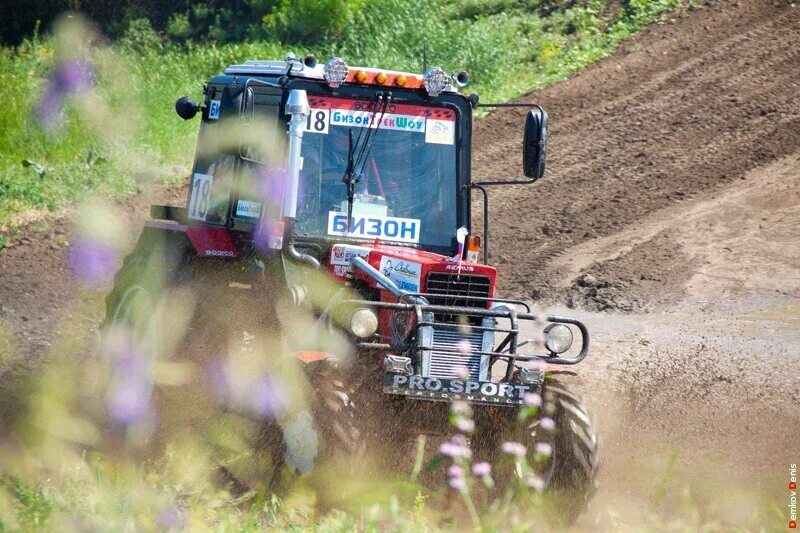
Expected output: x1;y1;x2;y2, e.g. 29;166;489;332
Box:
303;109;329;134
188;173;213;221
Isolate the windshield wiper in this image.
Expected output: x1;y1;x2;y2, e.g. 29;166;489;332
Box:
341;92;391;233
354;92;392;183
342;128;357;233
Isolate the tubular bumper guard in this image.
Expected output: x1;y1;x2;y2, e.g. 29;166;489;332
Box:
338;294;589;381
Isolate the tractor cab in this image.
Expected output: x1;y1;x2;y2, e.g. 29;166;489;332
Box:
155;54;579;407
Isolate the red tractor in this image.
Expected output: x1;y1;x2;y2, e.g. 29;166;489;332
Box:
102;54;598;512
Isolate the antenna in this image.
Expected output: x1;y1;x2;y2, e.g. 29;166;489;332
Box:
422;45;427;73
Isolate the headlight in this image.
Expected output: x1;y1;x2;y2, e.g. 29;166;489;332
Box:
350;308;378;339
323;57;348;87
423;67;449;97
544;323;573;354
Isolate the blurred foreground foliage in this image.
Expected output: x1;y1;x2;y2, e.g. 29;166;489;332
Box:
0;0;686;228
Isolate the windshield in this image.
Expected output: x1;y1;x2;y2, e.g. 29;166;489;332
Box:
295;95;458;250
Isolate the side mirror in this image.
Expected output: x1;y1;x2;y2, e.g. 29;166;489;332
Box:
175;96;199;120
522;107;548;180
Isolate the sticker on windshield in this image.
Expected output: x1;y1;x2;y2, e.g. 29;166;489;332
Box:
330;109;425;133
426;118;455;145
379;256;422;292
304;109;329;134
235;199;261;219
327;212;420;244
208;100;221;120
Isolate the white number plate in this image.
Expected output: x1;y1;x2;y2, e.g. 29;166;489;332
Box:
188;173;213;221
303;109;330;134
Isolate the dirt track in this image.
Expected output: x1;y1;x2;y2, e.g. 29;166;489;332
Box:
1;0;798;526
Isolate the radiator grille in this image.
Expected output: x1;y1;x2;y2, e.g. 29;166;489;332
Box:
428;327;483;381
425;272;491;308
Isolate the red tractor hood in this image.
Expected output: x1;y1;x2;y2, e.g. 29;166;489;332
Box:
327;242;497;298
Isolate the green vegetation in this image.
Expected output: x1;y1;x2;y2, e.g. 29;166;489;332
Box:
0;0;684;228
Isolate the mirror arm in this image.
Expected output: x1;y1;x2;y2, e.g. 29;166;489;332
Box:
475;102;542;108
465;183;490;264
473;177;538;186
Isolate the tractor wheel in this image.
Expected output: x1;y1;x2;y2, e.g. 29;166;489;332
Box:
98;228;192;443
218;360;364;509
532;376;600;518
479;376;600;520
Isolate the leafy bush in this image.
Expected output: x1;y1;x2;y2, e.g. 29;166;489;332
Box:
0;0;685;226
265;0;367;43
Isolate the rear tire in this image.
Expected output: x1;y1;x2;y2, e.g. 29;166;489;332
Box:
100;230;362;506
217;360;364;510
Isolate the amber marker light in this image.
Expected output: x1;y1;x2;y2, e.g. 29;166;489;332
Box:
354;70;368;83
395;74;408;87
375;72;388;84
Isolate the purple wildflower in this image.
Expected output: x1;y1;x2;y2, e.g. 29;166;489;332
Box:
453;365;470;380
206;358;230;403
501;441;527;458
523;392;542;407
106;348;151;426
451;433;468;447
448;475;466;490
253;168;287;252
248;375;288;419
447;464;464;479
540;417;556;431
471;461;491;477
156;504;186;530
535;442;553;457
450;400;472;416
455;418;475;433
526;474;545;491
69;237;118;286
36;60;95;128
440;434;471;458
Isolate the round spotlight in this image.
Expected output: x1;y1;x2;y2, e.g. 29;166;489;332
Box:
395;74;408;87
350;308;378;339
544;324;573;354
423;67;449;97
455;71;470;87
323;57;349;88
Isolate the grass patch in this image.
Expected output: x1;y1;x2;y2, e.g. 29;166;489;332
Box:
0;0;685;229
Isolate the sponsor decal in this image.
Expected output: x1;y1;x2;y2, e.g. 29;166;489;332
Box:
185;226;238;258
425;118;455;145
327;211;420;244
208;100;221;120
235;199;262;219
379;256;422;292
330;109;425;133
445;264;476;272
384;372;533;403
329;244;371;277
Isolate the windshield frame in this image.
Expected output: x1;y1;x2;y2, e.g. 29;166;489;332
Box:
283;79;472;257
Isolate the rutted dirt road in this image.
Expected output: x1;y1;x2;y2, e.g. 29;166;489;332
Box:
1;0;798;527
